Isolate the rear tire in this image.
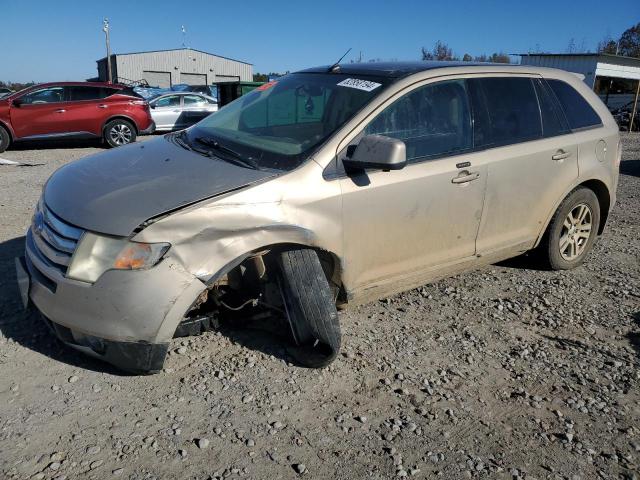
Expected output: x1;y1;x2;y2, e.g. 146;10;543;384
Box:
277;249;341;368
103;119;136;148
0;126;10;153
539;187;600;270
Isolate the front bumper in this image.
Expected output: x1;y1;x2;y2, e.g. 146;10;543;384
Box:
18;228;206;373
139;120;156;135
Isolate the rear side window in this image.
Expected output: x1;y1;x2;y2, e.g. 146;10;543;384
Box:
469;77;542;147
68;86;117;101
183;95;206;106
546;79;602;130
365;79;472;161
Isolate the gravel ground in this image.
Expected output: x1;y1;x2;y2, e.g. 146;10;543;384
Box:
0;134;638;480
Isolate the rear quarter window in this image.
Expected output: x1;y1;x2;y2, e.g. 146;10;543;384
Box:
546;79;602;130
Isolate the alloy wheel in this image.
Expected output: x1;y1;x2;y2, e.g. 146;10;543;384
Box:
109;124;132;145
559;203;592;261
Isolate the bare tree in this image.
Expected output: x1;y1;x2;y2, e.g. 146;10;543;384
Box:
618;22;640;58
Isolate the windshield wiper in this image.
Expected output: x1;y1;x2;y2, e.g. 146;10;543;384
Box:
194;136;260;170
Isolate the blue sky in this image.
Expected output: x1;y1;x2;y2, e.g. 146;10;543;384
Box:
1;0;638;82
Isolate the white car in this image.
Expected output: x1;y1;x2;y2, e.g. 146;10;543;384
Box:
149;92;218;131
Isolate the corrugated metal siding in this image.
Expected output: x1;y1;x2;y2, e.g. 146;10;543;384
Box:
113;49;252;85
519;56;598;87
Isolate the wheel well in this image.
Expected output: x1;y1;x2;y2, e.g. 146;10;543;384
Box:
0;121;12;141
205;243;344;303
103;116;138;135
579;179;610;234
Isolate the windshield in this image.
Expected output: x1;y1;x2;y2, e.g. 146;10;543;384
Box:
186;72;391;171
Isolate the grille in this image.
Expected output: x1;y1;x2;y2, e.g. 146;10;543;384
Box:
28;202;84;276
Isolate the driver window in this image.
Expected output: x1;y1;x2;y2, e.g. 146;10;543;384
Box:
21;87;65;104
365;79;472;162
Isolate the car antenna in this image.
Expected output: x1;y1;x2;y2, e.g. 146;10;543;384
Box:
328;48;352;72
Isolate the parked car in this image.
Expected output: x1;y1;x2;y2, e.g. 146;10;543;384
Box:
0;87;14;98
16;62;619;373
149;92;218;131
0;82;155;152
610;100;639;132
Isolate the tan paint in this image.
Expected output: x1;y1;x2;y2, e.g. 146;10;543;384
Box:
29;65;620;345
134;65;619;342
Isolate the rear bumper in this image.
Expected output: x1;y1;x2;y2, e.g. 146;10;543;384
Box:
139;121;156;135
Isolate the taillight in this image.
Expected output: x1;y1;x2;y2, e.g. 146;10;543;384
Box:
129;99;147;106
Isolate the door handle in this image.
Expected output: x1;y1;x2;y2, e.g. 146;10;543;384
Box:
452;170;480;184
54;109;66;113
98;104;108;109
552;150;572;161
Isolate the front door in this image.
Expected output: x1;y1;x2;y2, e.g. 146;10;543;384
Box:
151;94;183;130
339;79;486;291
10;86;71;138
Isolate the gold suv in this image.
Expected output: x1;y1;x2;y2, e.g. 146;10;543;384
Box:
17;62;620;372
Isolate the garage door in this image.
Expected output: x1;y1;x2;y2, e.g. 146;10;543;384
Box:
142;71;171;88
181;73;207;86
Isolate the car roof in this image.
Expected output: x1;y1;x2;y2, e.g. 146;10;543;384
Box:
152;92;217;100
296;61;490;78
26;81;127;89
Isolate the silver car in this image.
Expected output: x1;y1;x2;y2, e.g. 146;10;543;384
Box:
149;92;218;131
16;62;619;373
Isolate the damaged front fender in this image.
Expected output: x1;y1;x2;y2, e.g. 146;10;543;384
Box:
132;162;345;331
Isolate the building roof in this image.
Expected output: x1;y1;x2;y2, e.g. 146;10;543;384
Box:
517;52;640;64
97;48;252;65
296;61;496;78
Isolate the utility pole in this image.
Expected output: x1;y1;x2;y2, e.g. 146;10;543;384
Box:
103;18;112;83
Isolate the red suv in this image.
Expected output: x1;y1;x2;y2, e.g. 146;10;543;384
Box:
0;82;155;152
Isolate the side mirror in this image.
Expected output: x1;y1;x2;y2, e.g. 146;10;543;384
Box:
11;98;23;107
342;134;407;172
149;103;156;109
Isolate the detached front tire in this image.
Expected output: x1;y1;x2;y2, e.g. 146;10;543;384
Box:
540;187;600;270
277;249;341;368
104;119;136;148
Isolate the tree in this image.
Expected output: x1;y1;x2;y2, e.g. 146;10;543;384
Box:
421;41;457;61
462;53;472;62
618;22;640;58
421;47;434;61
489;52;510;63
566;38;577;53
597;34;618;54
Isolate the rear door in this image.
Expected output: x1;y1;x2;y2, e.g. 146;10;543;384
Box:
181;94;216;126
470;76;579;253
63;86;119;135
10;86;71;137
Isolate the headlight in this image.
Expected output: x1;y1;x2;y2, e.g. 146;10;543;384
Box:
67;232;170;283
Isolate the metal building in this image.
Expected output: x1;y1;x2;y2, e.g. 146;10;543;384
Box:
96;48;253;87
518;53;640;112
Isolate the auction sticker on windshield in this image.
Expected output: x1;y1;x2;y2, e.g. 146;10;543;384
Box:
337;78;382;92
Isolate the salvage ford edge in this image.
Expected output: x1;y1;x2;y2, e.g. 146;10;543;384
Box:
15;62;620;373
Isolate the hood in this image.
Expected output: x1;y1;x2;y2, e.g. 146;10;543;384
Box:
44;136;277;236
